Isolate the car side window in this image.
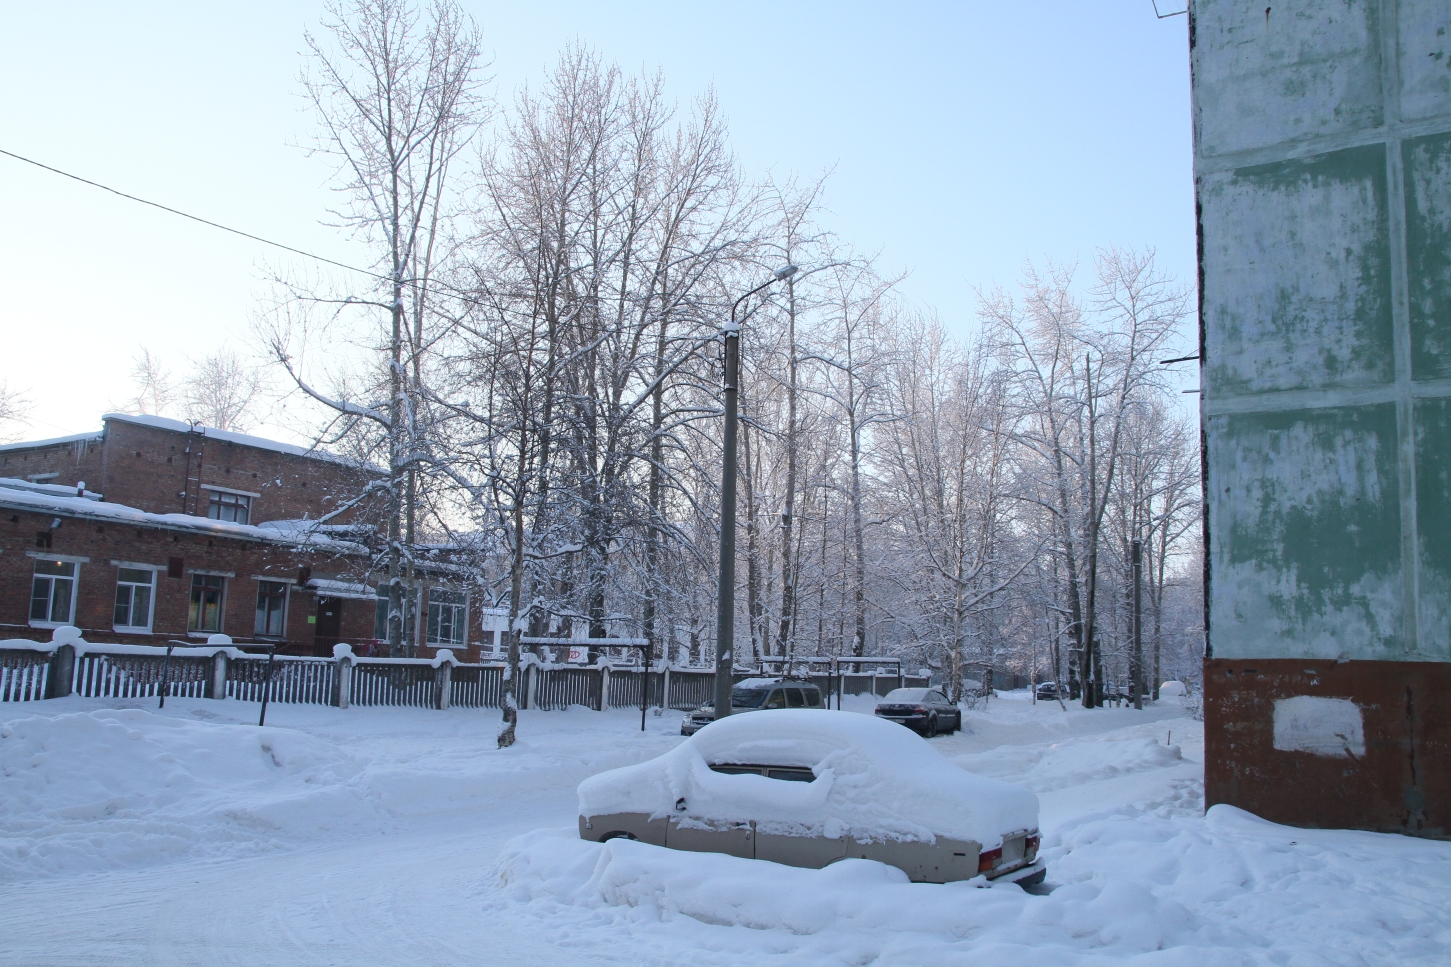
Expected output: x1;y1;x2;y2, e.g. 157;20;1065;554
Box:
786;687;805;708
927;691;946;704
709;764;763;775
763;689;786;709
803;689;821;708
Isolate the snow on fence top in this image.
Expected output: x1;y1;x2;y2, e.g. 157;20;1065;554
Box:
0;627;257;660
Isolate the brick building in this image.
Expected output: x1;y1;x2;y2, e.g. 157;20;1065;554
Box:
0;416;506;660
0;412;374;522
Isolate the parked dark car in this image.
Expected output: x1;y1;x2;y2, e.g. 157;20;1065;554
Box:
1035;681;1061;700
681;678;825;735
874;687;961;737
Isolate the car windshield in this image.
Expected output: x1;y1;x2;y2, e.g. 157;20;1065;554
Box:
881;688;929;703
732;687;773;709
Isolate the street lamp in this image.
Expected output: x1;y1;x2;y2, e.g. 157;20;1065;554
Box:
715;264;798;720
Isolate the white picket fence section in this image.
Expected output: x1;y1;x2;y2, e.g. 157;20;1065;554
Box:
0;634;928;713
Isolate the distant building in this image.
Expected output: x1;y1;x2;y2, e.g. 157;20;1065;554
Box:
0;415;506;659
1194;1;1448;836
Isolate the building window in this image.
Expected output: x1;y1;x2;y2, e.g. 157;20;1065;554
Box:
114;568;156;631
207;491;251;525
426;588;467;646
373;587;414;641
189;574;226;632
30;560;78;625
254;581;288;637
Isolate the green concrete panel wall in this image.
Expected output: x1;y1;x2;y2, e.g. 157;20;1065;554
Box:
1197;0;1451;664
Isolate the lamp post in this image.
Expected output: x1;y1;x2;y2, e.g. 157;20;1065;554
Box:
714;264;798;720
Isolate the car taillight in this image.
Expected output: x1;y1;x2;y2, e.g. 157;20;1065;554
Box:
977;846;1002;874
1025;834;1040;857
913;705;928;714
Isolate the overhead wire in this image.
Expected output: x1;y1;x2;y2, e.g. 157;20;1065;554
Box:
0;145;778;327
0;145;388;283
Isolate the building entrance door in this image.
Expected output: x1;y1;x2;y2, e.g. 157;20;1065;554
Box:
314;597;343;656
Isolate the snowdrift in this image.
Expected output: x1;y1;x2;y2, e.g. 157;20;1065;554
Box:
0;707;368;877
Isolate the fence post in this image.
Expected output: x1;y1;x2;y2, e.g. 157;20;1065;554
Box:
663;665;671;711
436;661;452;710
525;663;538;710
599;664;610;711
45;643;75;699
209;651;228;700
335;655;352;709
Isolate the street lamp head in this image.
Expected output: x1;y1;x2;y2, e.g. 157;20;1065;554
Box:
774;264;799;280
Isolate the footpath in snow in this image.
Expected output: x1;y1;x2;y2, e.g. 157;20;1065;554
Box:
1;691;1447;966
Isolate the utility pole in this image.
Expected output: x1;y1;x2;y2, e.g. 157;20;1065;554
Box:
714;266;797;720
1131;539;1143;710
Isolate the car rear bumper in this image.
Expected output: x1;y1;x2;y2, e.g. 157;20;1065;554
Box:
986;859;1046;886
876;713;932;731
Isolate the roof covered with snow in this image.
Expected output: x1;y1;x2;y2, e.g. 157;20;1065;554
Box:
307;578;377;600
102;413;369;469
0;477;103;501
577;709;1038;847
0;479;366;553
0;429;104;453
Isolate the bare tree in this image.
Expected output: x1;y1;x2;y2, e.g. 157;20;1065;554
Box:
266;0;486;657
986;249;1188;707
807;262;895;656
0;381;30;442
182;349;264;431
125;349;177;416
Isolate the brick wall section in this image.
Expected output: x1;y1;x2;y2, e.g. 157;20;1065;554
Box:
3;504;495;661
1;505;358;655
0;416;379;525
0;435;104;491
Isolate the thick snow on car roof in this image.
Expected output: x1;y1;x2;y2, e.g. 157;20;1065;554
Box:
577;709;1037;848
880;687;930;702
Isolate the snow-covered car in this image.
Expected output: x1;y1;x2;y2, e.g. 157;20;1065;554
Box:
579;708;1045;886
873;687;961;736
1035;681;1061;700
680;677;824;735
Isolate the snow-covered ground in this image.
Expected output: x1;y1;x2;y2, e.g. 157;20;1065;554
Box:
1;691;1447;965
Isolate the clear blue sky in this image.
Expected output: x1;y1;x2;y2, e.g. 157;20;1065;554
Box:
0;1;1194;441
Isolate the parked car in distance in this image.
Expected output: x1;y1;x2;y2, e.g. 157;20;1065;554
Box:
681;678;824;735
874;687;961;737
1035;681;1061;701
579;709;1045;886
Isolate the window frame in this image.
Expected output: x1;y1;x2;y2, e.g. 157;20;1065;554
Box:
29;558;80;628
188;573;227;633
113;565;159;633
425;587;468;647
253;579;289;638
205;489;252;525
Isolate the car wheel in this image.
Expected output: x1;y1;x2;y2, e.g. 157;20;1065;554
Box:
600;831;638;842
925;714;938;738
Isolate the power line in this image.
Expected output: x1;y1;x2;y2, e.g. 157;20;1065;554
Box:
0;146;388;283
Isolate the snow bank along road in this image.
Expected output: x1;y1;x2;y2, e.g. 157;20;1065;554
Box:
1;692;1447;966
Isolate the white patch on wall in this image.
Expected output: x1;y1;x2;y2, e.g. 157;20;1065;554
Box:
1272;696;1365;758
